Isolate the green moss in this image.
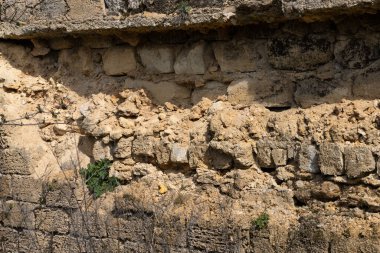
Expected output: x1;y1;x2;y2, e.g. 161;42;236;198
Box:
80;159;119;198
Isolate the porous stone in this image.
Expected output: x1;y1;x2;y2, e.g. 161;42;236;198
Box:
344;145;376;178
353;70;380;100
138;45;175;73
319;142;344;176
268;35;333;71
299;144;319;173
132;135;156;159
0;148;32;175
174;41;207;75
0;174;11;198
103;46;136;76
92;140;113;161
191;81;227;104
257;142;273;168
35;209;70;233
213;39;266;72
11;175;43;203
170;144;189;164
114;137;134;159
272;148;287;167
209;140;254;168
2;201;37;229
125;78;191;105
227;74;293;107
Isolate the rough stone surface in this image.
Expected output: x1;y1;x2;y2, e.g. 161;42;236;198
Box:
138;45;175;73
319;143;344;176
174;41;207;75
103;46;136;76
299;144;320;174
345;145;376;178
0;148;32;175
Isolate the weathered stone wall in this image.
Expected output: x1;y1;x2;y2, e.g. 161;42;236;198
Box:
0;9;380;253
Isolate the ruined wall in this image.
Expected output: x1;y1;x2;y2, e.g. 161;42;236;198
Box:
1;1;380;252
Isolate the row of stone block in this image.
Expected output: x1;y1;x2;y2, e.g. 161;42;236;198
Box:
257;141;379;178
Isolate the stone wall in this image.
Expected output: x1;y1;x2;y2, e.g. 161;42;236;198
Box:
0;10;380;253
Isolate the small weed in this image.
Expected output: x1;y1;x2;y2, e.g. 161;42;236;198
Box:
80;159;119;198
252;212;269;230
177;0;191;16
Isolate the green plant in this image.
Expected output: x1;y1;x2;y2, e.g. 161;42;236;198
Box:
252;212;269;230
177;0;191;16
80;159;119;198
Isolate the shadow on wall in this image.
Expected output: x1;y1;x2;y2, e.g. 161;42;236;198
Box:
0;14;380;110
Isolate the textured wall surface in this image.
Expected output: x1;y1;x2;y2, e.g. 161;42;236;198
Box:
0;2;380;253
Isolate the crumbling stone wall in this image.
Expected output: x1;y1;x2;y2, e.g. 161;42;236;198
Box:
0;6;380;253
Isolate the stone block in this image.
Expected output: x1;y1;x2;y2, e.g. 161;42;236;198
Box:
213;39;267;72
210;140;254;168
319;143;344;176
170;144;189;164
334;37;379;69
0;174;11;198
35;208;70;233
294;77;351;108
103;46;136;76
0;148;32;175
138;45;175;73
49;37;75;50
92;140;113;161
299;144;319;173
114;137;134;159
268;35;333;71
58;47;93;76
0;227;19;252
174;41;207;75
257;142;274;168
11;175;43;203
108;217;153;242
191;81;227;104
344;145;376;178
272;148;287;167
45;181;82;209
132;135;157;159
353;70;380;100
17;230;51;253
227;73;293;107
88;238;124;252
52;235;86;253
125;78;191;106
2;200;37;229
70;211;108;238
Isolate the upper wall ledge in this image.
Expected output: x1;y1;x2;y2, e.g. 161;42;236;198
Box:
1;0;380;39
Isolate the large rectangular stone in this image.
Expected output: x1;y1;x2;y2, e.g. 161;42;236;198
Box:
138;45;175;73
0;174;11;198
103;46;137;76
35;208;70;233
0;148;32;175
319;143;344;176
108;216;153;242
11;175;43;203
70;210;108;238
299;144;320;174
344;145;375;178
2;200;37;229
52;235;86;253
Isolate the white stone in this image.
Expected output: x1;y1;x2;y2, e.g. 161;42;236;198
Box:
174;41;206;75
103;46;136;76
138;45;175;73
170;144;189;164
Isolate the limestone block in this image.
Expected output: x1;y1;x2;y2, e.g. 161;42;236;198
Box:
89;238;125;252
319;142;344;176
299;144;319;173
35;208;70;233
191;81;227;104
188;225;232;252
257;142;274;168
209;140;254;168
103;46;136;76
2;200;37;229
124;241;149;253
0;174;11;198
11;175;43;203
70;211;108;238
52;235;86;252
344;145;376;178
45;181;82;209
125;78;191;105
268;35;333;70
0;148;32;175
16;230;51;253
294;77;351;108
170;144;189;164
174;41;207;75
213;39;267;72
58;47;93;76
335;37;379;69
138;45;175;73
92;140;113;161
353;70;380;100
132;135;156;158
118;100;140;116
227;74;293;107
0;227;19;252
114;137;134;159
108;217;153;242
272;148;287;167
